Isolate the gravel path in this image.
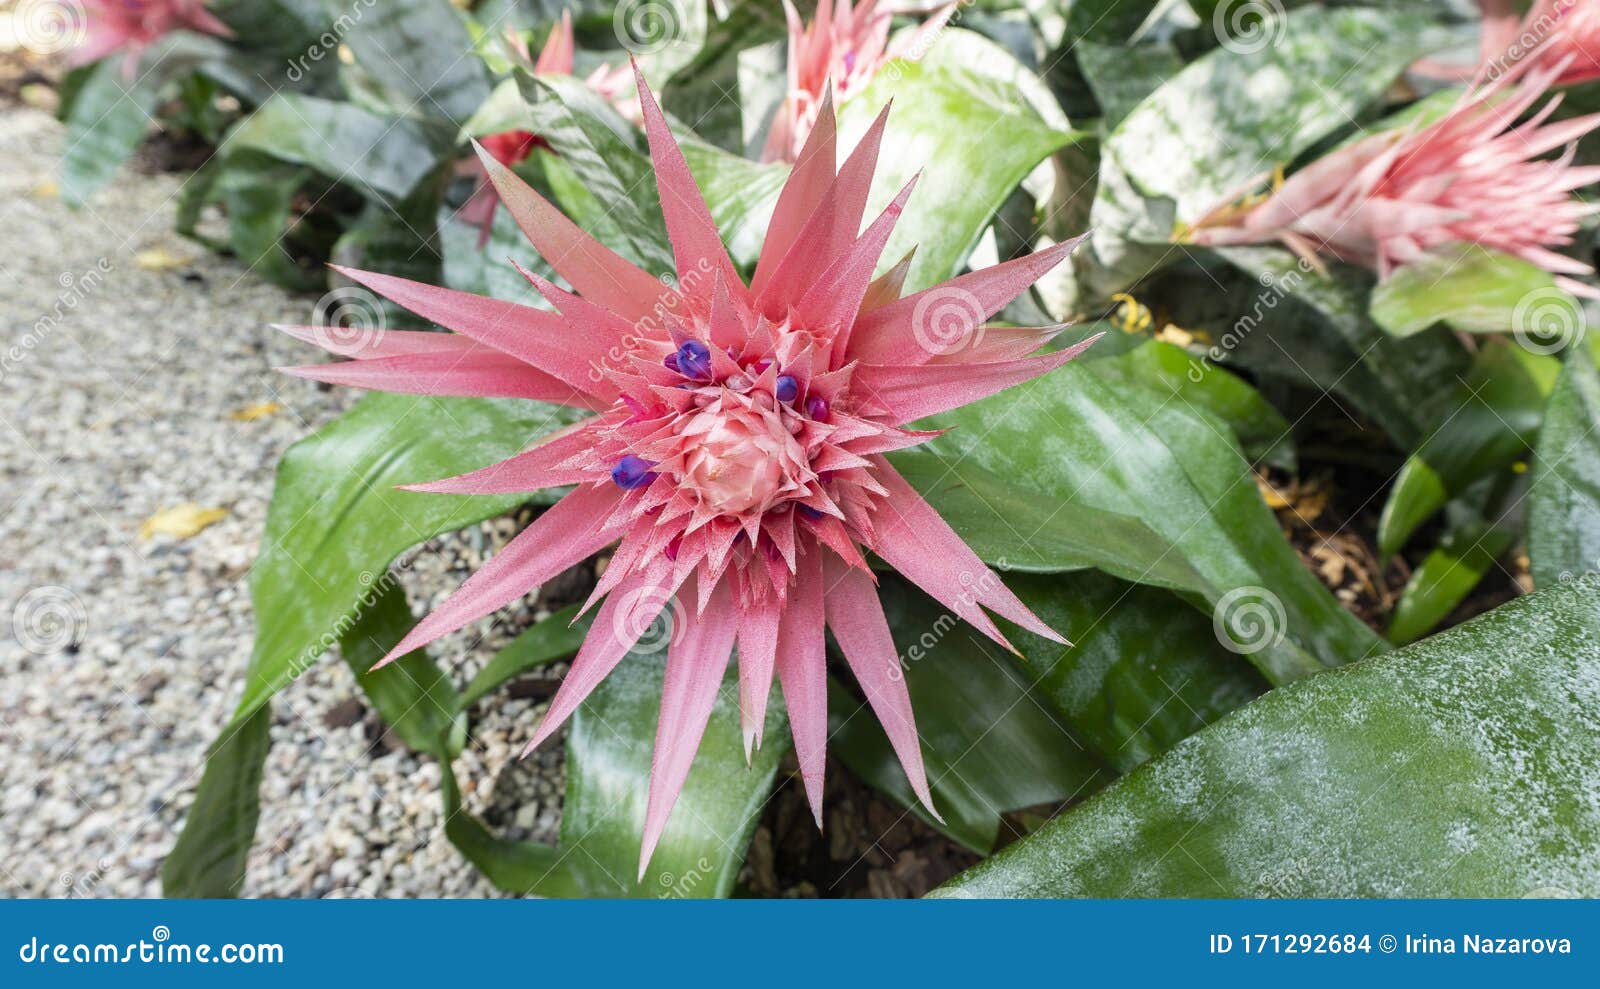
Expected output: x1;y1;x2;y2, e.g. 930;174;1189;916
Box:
0;106;569;898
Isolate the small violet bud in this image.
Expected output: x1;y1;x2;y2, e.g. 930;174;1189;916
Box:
675;339;712;380
776;375;799;403
797;504;823;521
805;395;830;422
611;455;657;490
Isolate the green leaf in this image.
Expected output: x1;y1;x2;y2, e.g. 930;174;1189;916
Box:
1008;571;1268;773
1379;339;1559;556
1205;246;1468;449
902;345;1382;685
1387;518;1516;646
161;704;272;898
1530;346;1600;587
232;392;584;727
560;644;789;897
439;757;585;898
334;0;490;126
837;29;1081;291
459;604;589;710
225;93;452;203
210;152;318;291
338;579;465;759
1371;244;1585;338
1074;39;1185;130
60;58;163;206
1087;7;1448;295
829;576;1109;853
210;0;331;57
1066;0;1158;43
661;0;787;155
934;574;1600;898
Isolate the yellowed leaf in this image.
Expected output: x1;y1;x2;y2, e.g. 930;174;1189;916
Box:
140;504;229;541
31;179;58;199
230;401;284;422
135;246;193;270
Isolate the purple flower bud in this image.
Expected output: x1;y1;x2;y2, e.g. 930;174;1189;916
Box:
805;395;830;421
776;375;799;403
611;456;657;490
676;339;712;380
797;504;822;521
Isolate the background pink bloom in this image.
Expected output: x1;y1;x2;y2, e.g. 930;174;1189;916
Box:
460;12;636;244
73;0;231;74
1191;58;1600;298
762;0;956;164
283;67;1094;875
1422;0;1600;86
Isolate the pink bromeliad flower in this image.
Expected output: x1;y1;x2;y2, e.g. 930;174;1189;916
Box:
1478;0;1600;85
280;67;1094;875
72;0;232;74
762;0;956;164
1190;58;1600;299
459;12;635;244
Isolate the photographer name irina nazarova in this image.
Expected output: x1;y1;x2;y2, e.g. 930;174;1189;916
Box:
1407;935;1573;955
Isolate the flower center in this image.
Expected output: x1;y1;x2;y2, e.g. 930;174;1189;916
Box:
676;393;806;516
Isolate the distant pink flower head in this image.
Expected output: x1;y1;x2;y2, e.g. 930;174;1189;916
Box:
1191;58;1600;299
73;0;232;74
762;0;956;164
281;67;1094;877
461;12;637;245
1482;0;1600;85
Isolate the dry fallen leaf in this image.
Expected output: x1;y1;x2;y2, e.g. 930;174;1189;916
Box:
135;246;193;271
140;504;229;541
230;401;283;422
31;179;58;199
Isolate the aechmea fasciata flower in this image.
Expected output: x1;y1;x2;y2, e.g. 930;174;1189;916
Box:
73;0;231;74
279;66;1095;875
459;12;634;244
1474;0;1600;86
761;0;956;164
1190;58;1600;299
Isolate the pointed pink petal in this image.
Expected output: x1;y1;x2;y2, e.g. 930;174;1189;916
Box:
800;171;919;347
534;10;575;75
377;483;624;666
475;143;668;321
279;349;603;407
272;324;474;359
522;559;690;754
859;248;915;314
846;233;1089;365
821;552;939;820
857;334;1102;425
328;265;607;398
752;86;838;291
776;547;828;826
639;573;739;877
735;593;781;761
631;62;749;310
870;456;1067;646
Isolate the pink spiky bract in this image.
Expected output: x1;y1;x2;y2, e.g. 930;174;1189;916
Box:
761;0;956;164
73;0;232;74
1190;57;1600;299
283;65;1093;879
